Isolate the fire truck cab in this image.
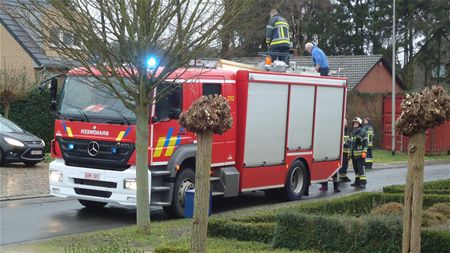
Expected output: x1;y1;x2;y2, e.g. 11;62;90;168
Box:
49;66;347;218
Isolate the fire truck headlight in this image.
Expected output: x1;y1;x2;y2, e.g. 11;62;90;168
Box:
124;179;137;190
50;170;63;183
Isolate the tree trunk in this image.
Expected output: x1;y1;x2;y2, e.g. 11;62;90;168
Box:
4;102;10;119
402;132;426;253
190;131;213;253
135;106;151;234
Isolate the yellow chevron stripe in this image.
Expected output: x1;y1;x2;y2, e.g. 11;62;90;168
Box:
153;137;166;158
115;131;125;141
66;127;73;137
164;137;178;157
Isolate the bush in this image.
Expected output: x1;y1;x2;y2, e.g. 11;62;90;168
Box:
383;179;450;195
272;212;403;253
272;211;450;253
1;89;54;152
370;202;403;216
208;219;275;244
427;203;450;219
154;246;189;253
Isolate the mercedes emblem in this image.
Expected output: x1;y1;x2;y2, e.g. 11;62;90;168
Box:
87;141;100;156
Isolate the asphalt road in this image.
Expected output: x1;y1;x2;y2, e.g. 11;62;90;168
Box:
1;163;449;245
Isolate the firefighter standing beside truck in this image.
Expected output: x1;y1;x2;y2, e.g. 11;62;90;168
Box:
266;9;291;64
339;117;351;182
350;117;368;189
363;117;374;169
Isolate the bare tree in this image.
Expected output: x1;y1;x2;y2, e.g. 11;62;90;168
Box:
0;64;32;118
396;86;450;253
179;95;232;253
3;0;250;234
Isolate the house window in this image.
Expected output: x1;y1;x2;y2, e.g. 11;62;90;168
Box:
432;64;447;78
49;28;80;48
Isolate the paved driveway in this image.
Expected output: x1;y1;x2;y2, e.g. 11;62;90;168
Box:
0;163;49;200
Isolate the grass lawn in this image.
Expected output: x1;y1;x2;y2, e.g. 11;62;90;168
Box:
372;149;450;164
1;218;316;253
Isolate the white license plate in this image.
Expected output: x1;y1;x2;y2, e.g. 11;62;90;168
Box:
31;150;43;155
85;172;100;180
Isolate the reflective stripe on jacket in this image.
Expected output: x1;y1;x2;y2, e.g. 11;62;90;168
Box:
364;124;374;147
266;15;290;47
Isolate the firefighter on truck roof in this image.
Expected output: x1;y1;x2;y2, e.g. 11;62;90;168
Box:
350;117;368;189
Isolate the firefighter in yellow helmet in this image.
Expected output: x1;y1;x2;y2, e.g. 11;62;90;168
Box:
350;117;368;189
363;117;374;169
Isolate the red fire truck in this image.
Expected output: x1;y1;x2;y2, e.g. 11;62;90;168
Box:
48;66;347;217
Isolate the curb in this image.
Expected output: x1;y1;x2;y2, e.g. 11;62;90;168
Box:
0;194;52;202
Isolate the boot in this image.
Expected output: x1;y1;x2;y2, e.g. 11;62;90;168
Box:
351;177;360;187
319;182;328;191
333;181;341;193
339;176;351;183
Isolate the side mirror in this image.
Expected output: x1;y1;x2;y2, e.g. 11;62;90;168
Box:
49;78;58;114
169;108;181;119
151;116;158;123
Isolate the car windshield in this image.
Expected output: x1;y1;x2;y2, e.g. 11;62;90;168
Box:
0;117;24;133
58;76;135;124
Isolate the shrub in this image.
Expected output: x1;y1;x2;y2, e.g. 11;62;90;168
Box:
1;89;55;152
272;212;402;253
427;203;450;219
272;211;450;253
422;210;447;228
208;219;275;244
383;179;450;195
370;202;403;216
154;246;189;253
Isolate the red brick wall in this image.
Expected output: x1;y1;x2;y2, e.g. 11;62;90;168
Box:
354;62;403;93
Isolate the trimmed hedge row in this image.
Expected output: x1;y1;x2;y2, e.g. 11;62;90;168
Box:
272;212;450;253
383;179;450;195
1;89;54;152
208;191;450;252
208;219;275;244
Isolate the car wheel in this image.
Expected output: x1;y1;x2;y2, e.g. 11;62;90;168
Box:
163;167;195;218
78;199;107;209
24;161;39;167
283;160;308;201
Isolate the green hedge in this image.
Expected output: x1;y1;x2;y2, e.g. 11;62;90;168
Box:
272;212;450;253
383;179;450;195
1;89;54;152
208;219;275;244
208;192;450;252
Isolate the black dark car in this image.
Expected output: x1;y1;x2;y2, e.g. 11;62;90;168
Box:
0;115;45;166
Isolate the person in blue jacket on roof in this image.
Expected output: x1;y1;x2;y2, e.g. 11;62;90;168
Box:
305;42;329;76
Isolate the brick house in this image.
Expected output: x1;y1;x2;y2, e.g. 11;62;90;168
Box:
0;0;68;81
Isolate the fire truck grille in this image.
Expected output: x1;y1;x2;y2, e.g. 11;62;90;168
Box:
74;178;117;188
58;137;134;171
74;188;112;198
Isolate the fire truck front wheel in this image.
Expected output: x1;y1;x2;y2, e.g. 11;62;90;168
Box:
78;199;107;209
163;167;195;218
284;160;308;201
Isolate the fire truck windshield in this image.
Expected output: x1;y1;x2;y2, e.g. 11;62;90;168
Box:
58;76;135;124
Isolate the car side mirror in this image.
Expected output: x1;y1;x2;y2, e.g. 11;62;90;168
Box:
151;116;158;123
169;108;181;119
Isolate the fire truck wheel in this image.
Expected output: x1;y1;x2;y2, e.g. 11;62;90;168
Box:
284;160;308;201
78;199;107;209
163;167;195;218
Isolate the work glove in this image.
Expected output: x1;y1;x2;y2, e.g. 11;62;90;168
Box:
361;152;367;159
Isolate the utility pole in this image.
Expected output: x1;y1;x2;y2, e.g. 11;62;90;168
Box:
392;0;396;156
